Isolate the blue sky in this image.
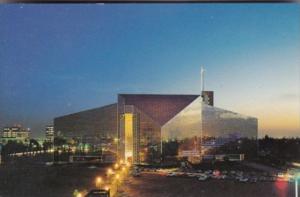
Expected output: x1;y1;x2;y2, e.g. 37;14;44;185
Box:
0;4;299;138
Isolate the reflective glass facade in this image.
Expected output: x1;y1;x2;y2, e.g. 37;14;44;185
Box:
54;104;118;155
118;94;258;164
201;104;258;156
162;97;202;163
54;93;258;165
118;94;199;164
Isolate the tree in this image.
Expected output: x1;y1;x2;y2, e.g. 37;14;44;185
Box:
53;137;67;147
42;141;53;150
29;139;41;151
1;141;27;155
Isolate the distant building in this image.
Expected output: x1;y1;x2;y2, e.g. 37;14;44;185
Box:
45;125;54;142
1;125;30;145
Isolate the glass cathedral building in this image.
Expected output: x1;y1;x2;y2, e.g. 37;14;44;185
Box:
54;91;258;164
118;92;257;164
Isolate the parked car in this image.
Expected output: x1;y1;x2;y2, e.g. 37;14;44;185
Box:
187;173;198;177
277;172;285;178
249;177;258;183
198;175;209;181
230;170;236;174
238;177;248;183
221;175;228;180
85;189;110;197
166;172;177;177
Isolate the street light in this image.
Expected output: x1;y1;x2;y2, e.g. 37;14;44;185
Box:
107;168;113;176
76;192;82;197
296;173;299;197
96;176;102;187
114;163;119;169
104;185;110;191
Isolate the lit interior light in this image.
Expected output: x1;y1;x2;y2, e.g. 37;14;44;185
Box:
104;185;110;191
96;176;102;185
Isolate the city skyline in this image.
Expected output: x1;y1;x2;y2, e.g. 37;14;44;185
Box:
0;4;299;138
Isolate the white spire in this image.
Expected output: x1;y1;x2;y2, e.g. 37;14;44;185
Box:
201;66;205;92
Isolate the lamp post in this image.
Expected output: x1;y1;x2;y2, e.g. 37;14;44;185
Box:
296;178;298;197
115;173;120;195
296;174;299;197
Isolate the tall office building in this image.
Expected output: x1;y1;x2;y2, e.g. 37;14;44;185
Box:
45;125;54;142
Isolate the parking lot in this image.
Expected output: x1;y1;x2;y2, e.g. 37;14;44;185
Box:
119;170;298;197
1;156;298;197
161;168;292;183
0;162;108;197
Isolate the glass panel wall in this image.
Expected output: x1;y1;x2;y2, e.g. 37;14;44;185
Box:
202;104;258;158
162;97;202;163
136;108;161;164
119;105;161;164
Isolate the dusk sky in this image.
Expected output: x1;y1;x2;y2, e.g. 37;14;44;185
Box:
0;4;299;138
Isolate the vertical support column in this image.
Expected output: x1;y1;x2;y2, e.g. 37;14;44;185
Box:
133;113;140;165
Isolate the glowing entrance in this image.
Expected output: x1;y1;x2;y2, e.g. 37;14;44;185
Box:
124;113;133;161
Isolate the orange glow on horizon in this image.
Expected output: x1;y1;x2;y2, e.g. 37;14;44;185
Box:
235;101;300;137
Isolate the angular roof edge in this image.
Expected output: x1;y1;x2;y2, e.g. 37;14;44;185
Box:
118;93;200;96
118;94;201;125
203;103;258;120
54;103;117;120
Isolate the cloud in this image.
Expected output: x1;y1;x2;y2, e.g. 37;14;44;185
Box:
277;93;299;101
